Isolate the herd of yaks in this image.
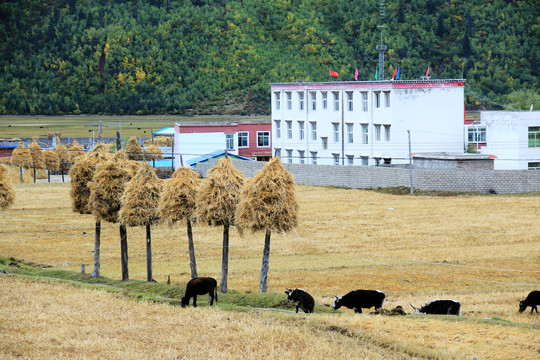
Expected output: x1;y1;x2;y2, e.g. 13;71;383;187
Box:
179;277;540;315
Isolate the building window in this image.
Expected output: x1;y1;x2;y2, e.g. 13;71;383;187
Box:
310;122;317;140
374;124;381;141
311;92;317;110
375;92;380;108
298;92;304;111
362;92;368;111
361;156;368;166
528;162;540;170
298;150;305;164
528;127;540;147
322;92;327;109
275;92;281;110
346;123;354;143
311;151;318;165
275;120;281;139
347;155;354;166
347;92;353;111
257;131;270;147
275;148;281;158
333;92;340;111
361;124;368;144
384;125;391;142
238;132;249;147
384;91;390;107
384;158;391;165
298;121;305;140
286;92;292;110
333;123;340;142
286;121;292;139
286;149;293;163
468;127;486;142
226;134;234;150
322;137;328;149
333;153;340;165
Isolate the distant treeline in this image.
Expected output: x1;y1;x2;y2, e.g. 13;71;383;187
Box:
1;0;538;115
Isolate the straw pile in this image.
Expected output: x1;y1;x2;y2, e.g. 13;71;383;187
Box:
43;150;60;171
125;137;144;161
196;157;245;227
235;157;298;233
119;163;162;227
28;137;45;170
53;137;71;171
69;150;110;214
70;140;85;162
145;144;163;161
11;142;32;169
0;164;15;211
158;167;200;226
88;158;132;223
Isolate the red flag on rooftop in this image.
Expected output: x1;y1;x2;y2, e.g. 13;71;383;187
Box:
391;68;397;80
426;66;430;77
354;68;358;81
329;69;339;77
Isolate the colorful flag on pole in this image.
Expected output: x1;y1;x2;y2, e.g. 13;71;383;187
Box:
391;68;397;80
354;68;358;81
329;69;339;77
396;68;400;80
426;66;430;77
375;68;378;80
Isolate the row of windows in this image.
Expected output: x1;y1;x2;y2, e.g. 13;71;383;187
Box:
274;120;390;144
467;127;486;143
274;149;390;166
225;131;270;149
275;90;390;112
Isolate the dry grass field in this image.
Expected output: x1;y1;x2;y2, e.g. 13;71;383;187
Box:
0;181;539;359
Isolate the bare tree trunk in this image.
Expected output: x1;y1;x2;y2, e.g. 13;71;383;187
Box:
19;167;23;184
187;219;197;279
33;168;36;183
92;220;101;277
220;224;229;293
120;224;129;281
259;229;271;293
61;169;64;182
146;224;153;282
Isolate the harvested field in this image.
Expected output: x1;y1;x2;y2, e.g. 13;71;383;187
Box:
0;182;539;359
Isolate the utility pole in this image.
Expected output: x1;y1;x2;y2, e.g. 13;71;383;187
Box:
408;130;414;195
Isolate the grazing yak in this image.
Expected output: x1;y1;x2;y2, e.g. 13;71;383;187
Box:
332;290;385;313
181;277;218;308
410;299;461;315
519;290;540;314
285;288;315;313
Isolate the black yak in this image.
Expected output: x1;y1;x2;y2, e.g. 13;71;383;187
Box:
181;277;218;308
332;290;385;313
410;299;461;315
519;290;540;314
285;288;315;313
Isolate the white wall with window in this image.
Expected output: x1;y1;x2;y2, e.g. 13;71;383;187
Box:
271;80;465;166
480;111;540;170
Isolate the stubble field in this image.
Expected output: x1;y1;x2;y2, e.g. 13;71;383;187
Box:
0;181;539;359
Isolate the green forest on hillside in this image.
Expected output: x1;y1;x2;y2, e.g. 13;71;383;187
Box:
1;0;538;115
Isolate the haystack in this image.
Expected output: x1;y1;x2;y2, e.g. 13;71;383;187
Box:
52;137;70;171
119;162;162;282
159;167;200;278
0;164;15;211
70;140;85;162
28;137;45;170
145;144;164;161
125;137;144;161
196;156;245;293
69;150;110;214
11;142;32;169
235;157;298;292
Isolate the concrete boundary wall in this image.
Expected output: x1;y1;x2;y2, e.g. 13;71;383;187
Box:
193;159;540;194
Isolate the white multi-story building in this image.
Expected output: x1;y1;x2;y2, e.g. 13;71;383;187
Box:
479;111;540;170
270;79;465;166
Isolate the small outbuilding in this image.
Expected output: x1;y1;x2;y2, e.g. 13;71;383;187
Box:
413;153;495;170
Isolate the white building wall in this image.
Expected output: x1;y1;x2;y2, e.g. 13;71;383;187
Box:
271;80;464;166
481;111;540;170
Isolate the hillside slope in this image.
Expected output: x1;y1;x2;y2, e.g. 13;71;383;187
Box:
0;0;537;115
